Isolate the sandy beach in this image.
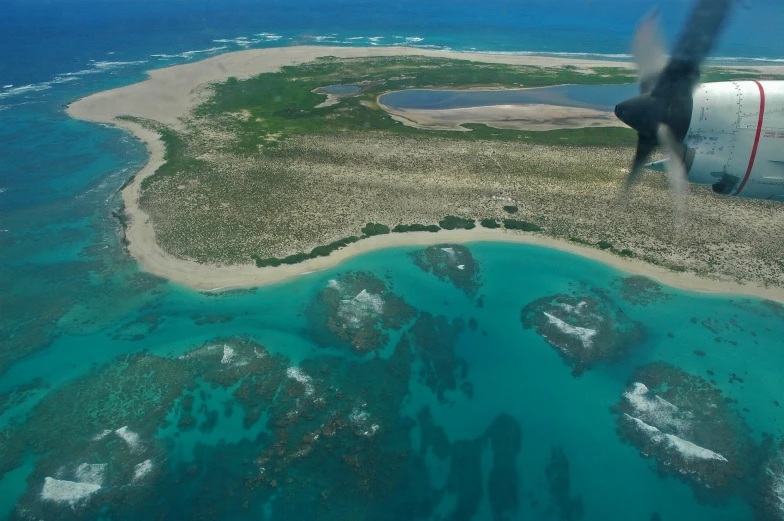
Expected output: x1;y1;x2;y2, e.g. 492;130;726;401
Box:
67;45;784;301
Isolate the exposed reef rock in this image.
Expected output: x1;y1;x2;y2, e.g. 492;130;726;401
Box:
521;292;645;376
412;244;482;297
612;362;754;498
307;271;417;352
546;446;584;521
613;276;674;307
409;312;469;403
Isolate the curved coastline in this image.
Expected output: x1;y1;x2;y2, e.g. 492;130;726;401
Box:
66;45;784;302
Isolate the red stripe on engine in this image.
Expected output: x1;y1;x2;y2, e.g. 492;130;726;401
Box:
734;81;766;196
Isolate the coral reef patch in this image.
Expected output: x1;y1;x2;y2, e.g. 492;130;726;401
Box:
612;362;754;499
307;271;417;352
412;244;482;297
521;292;645;376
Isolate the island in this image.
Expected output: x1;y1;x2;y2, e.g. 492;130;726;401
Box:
68;46;784;301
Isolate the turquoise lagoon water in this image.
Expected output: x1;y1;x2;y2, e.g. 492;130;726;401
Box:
1;238;784;520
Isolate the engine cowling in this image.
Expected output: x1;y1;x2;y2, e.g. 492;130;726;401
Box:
683;80;784;201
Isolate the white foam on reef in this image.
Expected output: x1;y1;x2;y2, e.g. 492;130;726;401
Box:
74;464;106;486
349;408;379;436
221;344;235;365
766;467;784;514
41;477;100;506
663;434;728;462
286;367;314;396
338;289;384;327
354;290;384;313
543;312;596;349
327;279;341;290
625;413;661;436
557;301;587;314
92;429;112;441
623;383;689;432
441;247;455;256
624;414;727;462
457;264;465;270
115;426;142;451
132;459;154;482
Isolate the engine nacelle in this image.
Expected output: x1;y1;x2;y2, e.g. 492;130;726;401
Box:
684;81;784;201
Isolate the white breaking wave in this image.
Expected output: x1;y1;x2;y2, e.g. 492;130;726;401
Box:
92;429;112;441
338;289;385;327
353;290;384;313
623;382;689;433
543;312;596;349
625;414;727;462
0;60;147;100
349;407;379;436
286;367;314;396
132;459;154;482
766;467;784;515
151;46;228;60
75;464;106;486
0;83;52;99
115;426;142;451
41;477;100;506
327;279;341;290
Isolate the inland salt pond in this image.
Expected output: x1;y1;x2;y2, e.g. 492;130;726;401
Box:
379;83;639;111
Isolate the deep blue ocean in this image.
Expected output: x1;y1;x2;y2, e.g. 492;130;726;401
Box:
2;1;784;520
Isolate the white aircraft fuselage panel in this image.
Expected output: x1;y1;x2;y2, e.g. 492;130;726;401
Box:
685;80;784;200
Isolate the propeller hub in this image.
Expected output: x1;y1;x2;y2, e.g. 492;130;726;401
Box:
614;94;661;137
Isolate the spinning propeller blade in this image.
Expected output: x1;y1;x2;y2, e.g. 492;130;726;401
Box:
615;0;734;210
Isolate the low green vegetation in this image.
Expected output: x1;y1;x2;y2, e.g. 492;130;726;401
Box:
393;224;440;233
502;205;518;214
598;240;613;250
249;216;551;268
480;218;500;229
361;222;390;236
118;116;206;189
439;216;476;230
503;219;542;232
310;236;361;257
